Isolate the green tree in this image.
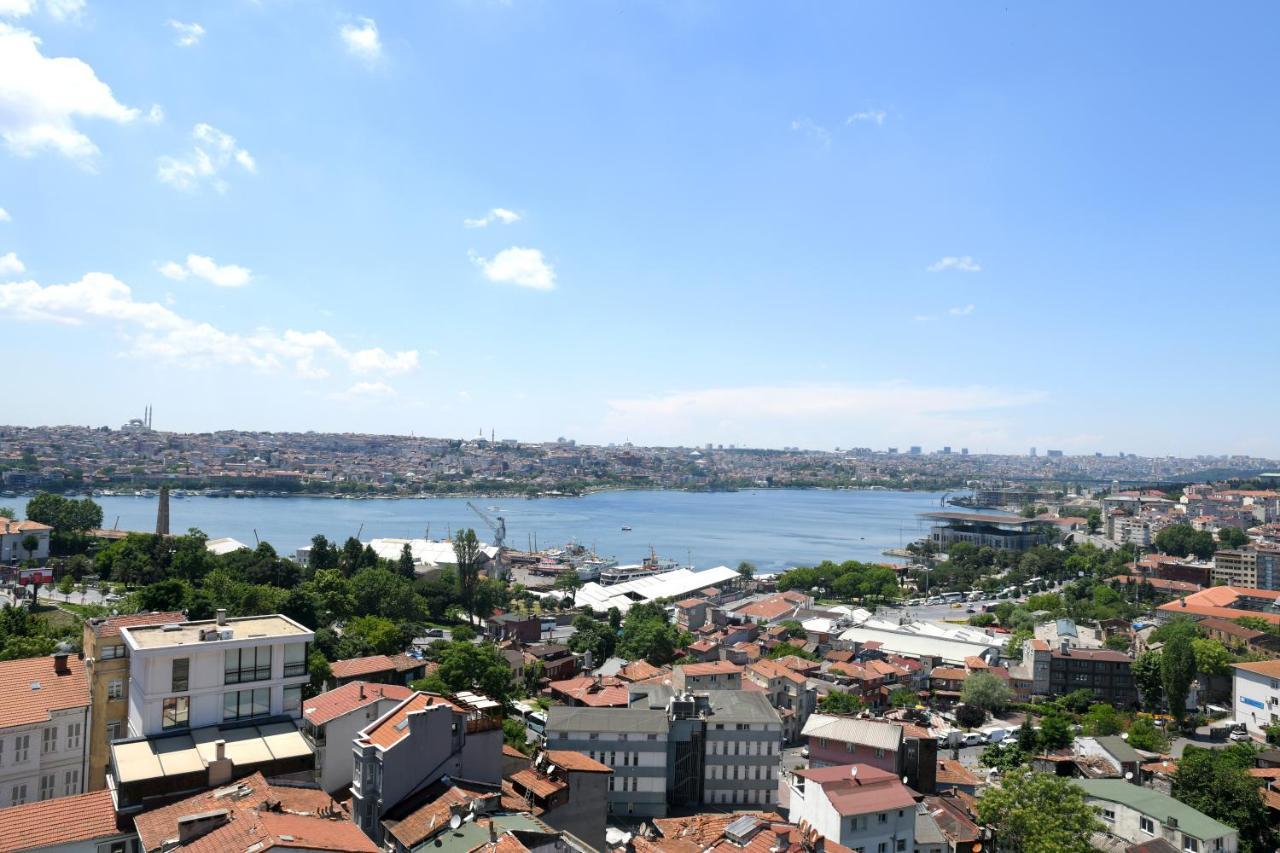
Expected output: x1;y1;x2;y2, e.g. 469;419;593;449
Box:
1016;719;1038;752
961;671;1013;713
308;534;338;572
1085;509;1102;535
888;687;918;708
135;578;191;612
1160;632;1196;723
818;691;866;714
980;742;1028;774
552;569;583;599
350;567;425;623
24;493;103;554
1174;745;1276;853
956;703;986;728
56;573;74;599
397;543;416;579
568;614;617;665
307;651;332;694
737;561;756;580
1216;527;1248;549
453;528;483;624
1124;717;1167;752
1192;637;1231;676
1154;524;1216;560
21;534;39;562
344;615;409;656
1081;703;1123;736
0;506;16;520
1131;650;1164;711
977;771;1102;853
1038;711;1073;750
415;639;512;705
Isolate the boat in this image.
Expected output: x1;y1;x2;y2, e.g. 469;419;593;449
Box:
621;526;632;532
598;547;681;585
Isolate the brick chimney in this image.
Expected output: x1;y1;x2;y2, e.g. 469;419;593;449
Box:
53;652;70;674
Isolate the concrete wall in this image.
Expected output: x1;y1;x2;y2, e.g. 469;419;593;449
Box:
546;730;668;817
0;706;91;810
704;723;780;808
313;697;404;794
1232;669;1280;736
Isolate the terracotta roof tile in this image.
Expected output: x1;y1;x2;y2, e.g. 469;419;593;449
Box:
510;768;566;799
383;782;502;849
0;655;88;728
678;660;742;676
544;749;613;773
302;680;415;727
329;654;396;679
358;692;468;750
0;789;125;852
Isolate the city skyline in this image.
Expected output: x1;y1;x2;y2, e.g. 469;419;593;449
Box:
3;3;1280;455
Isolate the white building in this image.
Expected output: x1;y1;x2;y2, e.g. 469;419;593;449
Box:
573;565;741;614
786;763;917;853
0;654;90;810
1231;659;1280;737
1075;779;1237;853
119;611;313;737
299;680;414;793
1;517;52;563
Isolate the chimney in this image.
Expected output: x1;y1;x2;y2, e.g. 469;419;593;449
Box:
216;740;226;762
53;652;70;674
207;740;232;786
488;820;497;844
216;608;227;626
359;683;366;700
1060;640;1070;656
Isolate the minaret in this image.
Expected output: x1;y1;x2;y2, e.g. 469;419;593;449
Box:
156;485;170;536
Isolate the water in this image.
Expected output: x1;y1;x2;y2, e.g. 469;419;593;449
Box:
9;489;946;573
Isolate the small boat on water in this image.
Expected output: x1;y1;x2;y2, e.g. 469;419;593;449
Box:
621;526;632;532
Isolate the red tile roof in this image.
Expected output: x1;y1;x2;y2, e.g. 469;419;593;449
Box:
0;655;88;728
1234;659;1280;678
390;653;426;673
0;789;125;852
0;517;52;534
749;659;806;684
510;768;567;799
383;782;502;849
544;749;613;773
302;680;415;727
679;660;743;677
936;759;981;787
329;654;397;679
794;764;916;816
548;676;630;707
359;692;467;750
91;610;187;640
618;660;664;682
772;655;820;672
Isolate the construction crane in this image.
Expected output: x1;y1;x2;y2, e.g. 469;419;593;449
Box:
466;502;507;579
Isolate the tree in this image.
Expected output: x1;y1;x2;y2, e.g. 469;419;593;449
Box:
955;703;986;728
344;615;409;656
1217;527;1248;549
1085;509;1102;535
23;493;103;554
968;612;996;627
308;535;338;572
415;639;512;705
56;574;74;600
351;567;425;623
1060;688;1097;715
961;671;1013;713
305;569;356;624
397;543;416;579
453;529;482;624
568;614;617;665
977;771;1103;853
980;742;1028;774
737;561;756;580
1131;650;1164;711
819;691;866;714
135;578;190;612
1161;632;1196;723
1125;717;1167;752
1016;719;1038;752
21;534;39;562
552;569;583;600
1082;703;1123;736
1154;524;1216;560
1174;745;1276;853
0;506;15;520
1038;711;1073;750
1192;637;1231;676
888;687;918;708
307;652;332;695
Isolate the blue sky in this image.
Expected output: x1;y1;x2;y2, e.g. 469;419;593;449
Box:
2;1;1279;456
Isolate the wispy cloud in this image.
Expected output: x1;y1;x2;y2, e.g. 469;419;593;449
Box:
0;207;10;222
330;381;396;402
789;117;831;149
168;20;205;47
470;247;556;290
157;123;256;192
340;17;381;65
0;22;140;164
463;208;521;228
0;251;24;277
949;304;975;316
348;347;419;375
158;254;253;288
846;110;887;126
927;256;981;273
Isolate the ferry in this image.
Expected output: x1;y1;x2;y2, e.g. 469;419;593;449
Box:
598;548;681;585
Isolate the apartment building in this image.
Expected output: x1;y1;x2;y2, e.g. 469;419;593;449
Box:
350;691;503;846
299;680;414;793
1213;546;1280;590
745;658;816;744
0;654;90;810
82;611;185;791
0;517;52;563
1076;779;1237;853
671;660;743;691
787;764;917;853
1048;643;1137;707
1231;659;1280;738
546;685;784;818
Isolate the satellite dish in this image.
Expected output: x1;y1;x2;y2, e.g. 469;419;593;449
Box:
1121;733;1129;741
1125;771;1133;780
449;814;462;831
849;767;858;778
903;776;909;784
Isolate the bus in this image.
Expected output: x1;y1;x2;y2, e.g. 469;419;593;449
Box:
940;592;965;604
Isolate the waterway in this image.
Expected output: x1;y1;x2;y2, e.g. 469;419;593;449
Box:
10;489;947;573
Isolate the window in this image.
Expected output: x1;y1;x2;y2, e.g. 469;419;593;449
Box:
42;726;56;754
223;688;270;721
162;696;190;730
284;642;308;677
106;721;124;742
100;644;124;660
15;734;29;763
896;841;906;852
225;646;272;684
1183;840;1199;853
1102;808;1116;823
875;747;885;758
172;658;190;692
64;769;79;795
878;844;887;853
283;685;303;715
878;812;888;824
1140;816;1155;835
0;738;4;765
11;784;27;806
66;722;82;750
108;679;124;700
39;773;54;800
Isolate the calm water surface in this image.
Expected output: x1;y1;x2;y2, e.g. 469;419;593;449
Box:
13;489;947;572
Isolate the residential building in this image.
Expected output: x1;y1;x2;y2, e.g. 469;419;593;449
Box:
350;691;503;845
299;680;414;793
745;659;816;744
1075;778;1237;853
0;788;137;853
327;653;429;689
787;764;916;853
1231;660;1280;737
801;715;902;774
672;660;743;691
485;613;541;644
1157;586;1280;628
0;517;52;563
525;644;577;682
0;653;90;810
82;611;185;791
1213;546;1280;591
505;749;613;850
132;770;373;853
1048;643;1137;707
543;706;669;817
548;675;630;708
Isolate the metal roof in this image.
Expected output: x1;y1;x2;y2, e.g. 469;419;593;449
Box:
546;706;668;734
800;714;903;751
1074;779;1235;841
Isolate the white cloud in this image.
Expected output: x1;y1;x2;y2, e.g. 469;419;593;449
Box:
0;0;83;20
349;347;419;375
167;20;205;47
145;104;164;124
157;254;252;287
0;0;33;17
789;117;831;149
949;304;975;316
604;382;1045;450
470;246;555;290
0;22;140;163
912;314;935;323
0;271;419;380
157;123;255;192
0;207;10;222
927;256;981;273
0;251;24;276
463;208;521;228
331;381;396;401
340;17;381;64
846;110;887;126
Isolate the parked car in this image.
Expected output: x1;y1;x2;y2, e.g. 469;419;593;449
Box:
1229;728;1251;743
961;732;985;747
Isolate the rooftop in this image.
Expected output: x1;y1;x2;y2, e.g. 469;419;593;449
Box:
679;660;743;677
1074;779;1235;841
800;714;903;751
544;749;613;773
795;764;916;816
302;680;415;727
122;614;311;650
358;692;471;751
0;789;126;852
111;721;313;785
89;610;187;640
0;654;89;728
1233;658;1280;678
329;654;398;679
547;705;669;734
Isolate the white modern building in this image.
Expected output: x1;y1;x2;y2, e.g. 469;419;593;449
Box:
1231;659;1280;737
0;654;90;810
787;763;917;853
0;517;52;563
119;611;313;737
